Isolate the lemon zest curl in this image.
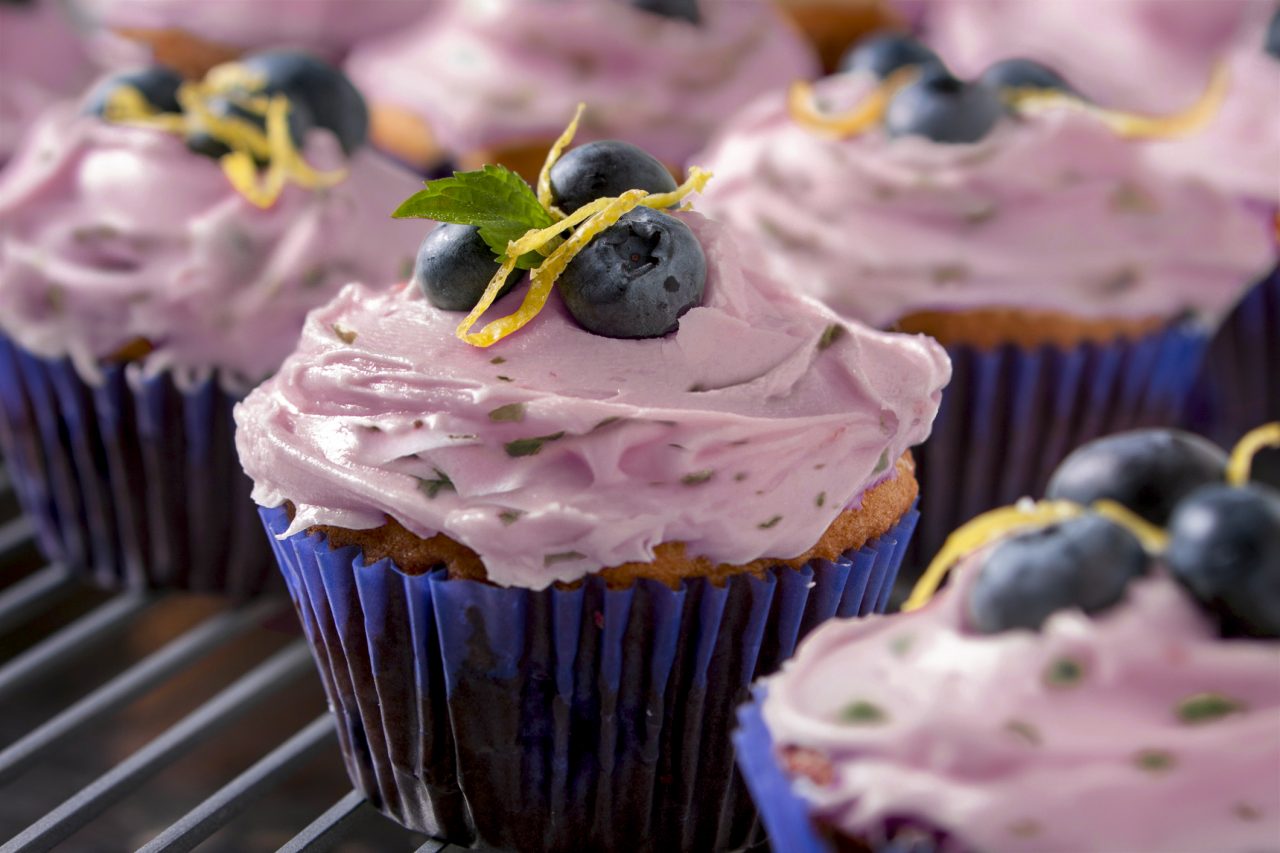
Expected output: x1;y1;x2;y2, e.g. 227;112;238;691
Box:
788;66;918;138
1228;422;1280;487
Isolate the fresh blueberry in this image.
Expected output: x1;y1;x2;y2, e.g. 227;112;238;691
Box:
1266;8;1279;60
979;58;1076;95
558;207;706;339
884;66;1004;144
231;51;368;154
626;0;699;24
184;94;315;162
837;32;940;79
413;224;521;312
968;514;1149;634
1166;484;1280;639
1047;429;1227;526
549;140;678;215
83;67;183;117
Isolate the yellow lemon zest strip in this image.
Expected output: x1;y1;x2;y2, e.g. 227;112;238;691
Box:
506;196;616;257
219;95;347;209
640;166;712;209
536;102;585;218
1092;499;1169;554
452;254;522;347
204;61;268;95
903;501;1085;612
177;82;273;160
1007;62;1229;140
1227;422;1280;486
457;190;647;347
788;67;917;138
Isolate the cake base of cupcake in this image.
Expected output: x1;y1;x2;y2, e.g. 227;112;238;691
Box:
0;334;276;597
261;501;918;851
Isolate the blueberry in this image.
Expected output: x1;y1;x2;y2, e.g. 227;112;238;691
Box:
83;67;183;117
979;58;1076;95
884;66;1004;144
184;95;315;162
558;208;706;339
1166;484;1280;639
1047;429;1227;526
968;514;1149;634
626;0;699;24
230;51;368;154
413;224;521;312
1266;8;1280;60
837;32;940;79
549;141;678;215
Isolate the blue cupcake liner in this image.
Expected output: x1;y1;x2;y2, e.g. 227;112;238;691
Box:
1184;263;1280;447
0;333;276;596
735;689;942;853
261;501;918;851
901;321;1207;601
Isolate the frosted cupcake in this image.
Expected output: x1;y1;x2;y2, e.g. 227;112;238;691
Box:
80;0;433;78
344;0;819;177
0;52;423;595
695;43;1275;582
236;124;949;849
737;425;1280;852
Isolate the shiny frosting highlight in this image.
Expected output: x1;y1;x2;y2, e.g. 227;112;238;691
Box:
695;73;1274;329
234;214;950;589
761;554;1280;852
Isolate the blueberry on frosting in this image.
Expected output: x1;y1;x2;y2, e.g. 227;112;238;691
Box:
413;224;521;312
83;67;183;117
884;66;1004;144
548;140;677;216
626;0;699;24
838;32;940;79
980;58;1076;96
1266;8;1279;60
226;51;369;155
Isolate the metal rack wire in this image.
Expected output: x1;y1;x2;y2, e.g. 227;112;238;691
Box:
0;465;468;852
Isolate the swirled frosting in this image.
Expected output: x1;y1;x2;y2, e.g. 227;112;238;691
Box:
925;0;1272;113
234;214;950;589
694;73;1274;329
0;105;424;388
343;0;819;166
761;554;1280;852
1150;47;1280;208
0;1;96;165
83;0;434;60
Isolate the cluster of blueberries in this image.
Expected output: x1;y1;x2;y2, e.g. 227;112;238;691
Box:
968;429;1280;640
414;140;707;341
84;51;368;161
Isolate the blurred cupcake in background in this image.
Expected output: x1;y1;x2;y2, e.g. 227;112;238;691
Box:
344;0;819;177
0;52;424;595
694;38;1274;590
237;125;949;850
78;0;435;78
737;425;1280;852
1;0;97;167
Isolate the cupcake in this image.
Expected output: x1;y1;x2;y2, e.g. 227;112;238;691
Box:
0;52;424;595
773;0;905;72
695;41;1275;587
343;0;819;177
737;424;1280;852
0;0;97;167
236;125;950;849
78;0;435;79
1156;12;1280;446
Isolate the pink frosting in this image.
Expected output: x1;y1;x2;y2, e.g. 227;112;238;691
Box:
694;73;1275;329
0;1;96;164
925;0;1273;112
83;0;434;59
1149;47;1280;207
761;554;1280;852
344;0;819;165
0;105;425;389
233;214;950;589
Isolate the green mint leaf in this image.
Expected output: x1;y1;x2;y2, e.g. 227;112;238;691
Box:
417;469;455;500
504;431;566;458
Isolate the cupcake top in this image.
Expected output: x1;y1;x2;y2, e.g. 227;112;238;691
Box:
343;0;819;166
695;66;1274;329
0;0;97;164
925;0;1271;113
760;426;1280;852
0;54;424;388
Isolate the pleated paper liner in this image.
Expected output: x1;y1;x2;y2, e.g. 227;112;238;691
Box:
0;333;276;597
1184;264;1280;448
896;321;1207;604
734;688;943;853
261;502;918;852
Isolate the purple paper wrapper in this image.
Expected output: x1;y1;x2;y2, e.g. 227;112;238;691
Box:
735;689;943;853
0;333;276;596
1184;263;1280;447
901;321;1207;599
261;501;918;851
